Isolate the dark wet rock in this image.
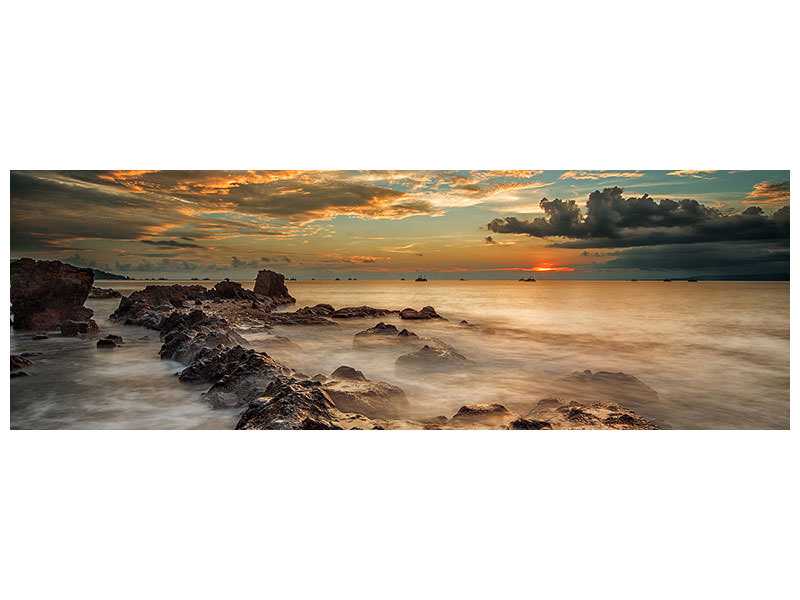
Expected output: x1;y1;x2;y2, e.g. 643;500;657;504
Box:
353;322;419;348
160;309;229;337
235;377;344;430
211;279;254;300
11;371;30;378
450;404;518;427
32;334;48;340
267;311;336;326
297;303;335;316
96;338;117;348
561;369;659;407
202;350;293;408
254;270;295;305
310;373;327;382
330;365;367;381
160;327;248;364
111;284;206;329
66;306;94;321
331;306;395;319
89;286;122;299
323;367;409;418
508;417;552;430
11;258;95;330
395;344;474;373
11;355;33;371
60;319;99;336
399;306;443;320
104;334;124;344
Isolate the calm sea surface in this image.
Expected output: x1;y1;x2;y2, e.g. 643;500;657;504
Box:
10;280;790;429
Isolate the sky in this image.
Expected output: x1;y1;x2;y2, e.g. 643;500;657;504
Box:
9;170;790;280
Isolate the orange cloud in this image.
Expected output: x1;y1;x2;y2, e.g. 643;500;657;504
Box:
744;180;790;204
666;170;718;178
559;171;644;180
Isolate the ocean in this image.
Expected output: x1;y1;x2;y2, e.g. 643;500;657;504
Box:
10;279;790;430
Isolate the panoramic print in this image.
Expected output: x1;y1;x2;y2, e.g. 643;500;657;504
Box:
9;170;790;429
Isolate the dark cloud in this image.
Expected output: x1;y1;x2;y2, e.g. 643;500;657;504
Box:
260;256;291;264
141;239;202;249
487;187;789;248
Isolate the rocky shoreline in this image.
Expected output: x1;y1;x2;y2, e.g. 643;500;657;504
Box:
10;259;659;430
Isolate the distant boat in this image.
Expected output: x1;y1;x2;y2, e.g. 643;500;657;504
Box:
687;278;698;282
415;276;427;282
335;278;340;281
663;279;672;282
519;276;536;282
400;278;406;280
289;277;296;281
459;278;466;281
631;278;638;282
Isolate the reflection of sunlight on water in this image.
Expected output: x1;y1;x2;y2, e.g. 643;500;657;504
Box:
11;280;790;429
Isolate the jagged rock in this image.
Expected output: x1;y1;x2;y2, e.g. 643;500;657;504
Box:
508;418;552;430
449;404;518;427
96;338;117;348
11;371;30;378
353;322;419;348
235;377;344;430
331;306;394;319
11;355;33;371
60;319;99;336
11;258;94;330
267;311;336;326
202;350;293;408
89;286;122;299
111;284;206;329
524;396;656;430
160;327;248;364
66;306;94;321
395;344;473;373
32;334;48;340
211;279;254;300
323;366;409;418
296;303;335;316
399;306;443;320
254;270;295;305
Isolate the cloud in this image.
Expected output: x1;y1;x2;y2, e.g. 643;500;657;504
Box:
487;187;789;248
559;171;645;180
666;170;718;178
745;181;790;204
141;239;202;249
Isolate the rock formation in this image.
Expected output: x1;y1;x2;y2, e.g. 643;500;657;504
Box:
89;287;122;299
11;258;95;330
322;365;409;418
254;270;295;304
396;344;474;373
399;306;443;320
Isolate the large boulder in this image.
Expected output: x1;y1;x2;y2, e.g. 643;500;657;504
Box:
254;270;295;305
323;365;409;418
519;396;657;430
211;279;255;300
11;258;94;330
111;284;207;329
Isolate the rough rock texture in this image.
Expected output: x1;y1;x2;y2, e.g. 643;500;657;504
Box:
202;350;293;408
449;404;518;427
161;327;248;364
399;306;443;320
11;258;95;330
11;355;33;371
396;344;474;373
97;338;117;348
353;322;419;348
89;287;122;299
111;284;207;329
211;279;254;300
61;319;100;336
330;306;396;319
323;366;409;418
508;417;553;430
254;270;295;305
517;396;657;430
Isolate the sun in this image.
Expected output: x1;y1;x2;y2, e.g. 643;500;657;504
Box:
531;262;574;272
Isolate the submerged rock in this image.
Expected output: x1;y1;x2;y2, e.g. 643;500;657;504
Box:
89;286;122;299
449;404;518;427
399;306;443;320
11;258;95;330
353;322;419;348
330;306;395;319
522;396;656;430
395;344;473;373
60;319;99;336
561;369;659;408
96;338;118;348
11;355;33;371
202;350;293;408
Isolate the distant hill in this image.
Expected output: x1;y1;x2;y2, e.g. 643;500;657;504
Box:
11;258;131;280
91;268;131;280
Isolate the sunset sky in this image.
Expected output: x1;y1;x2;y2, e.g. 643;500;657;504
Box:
10;170;790;279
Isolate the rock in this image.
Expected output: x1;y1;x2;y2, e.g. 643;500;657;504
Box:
235;377;344;430
60;319;99;336
11;371;30;378
331;306;394;319
160;327;248;364
254;270;295;304
202;350;293;408
211;279;253;300
89;286;122;299
111;284;207;329
399;306;443;320
395;344;473;373
103;334;124;345
11;355;33;370
449;404;518;427
524;397;656;430
353;322;419;348
32;333;48;340
96;339;117;348
561;370;659;408
11;258;94;330
330;365;367;381
322;365;409;418
66;306;94;321
508;417;552;430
